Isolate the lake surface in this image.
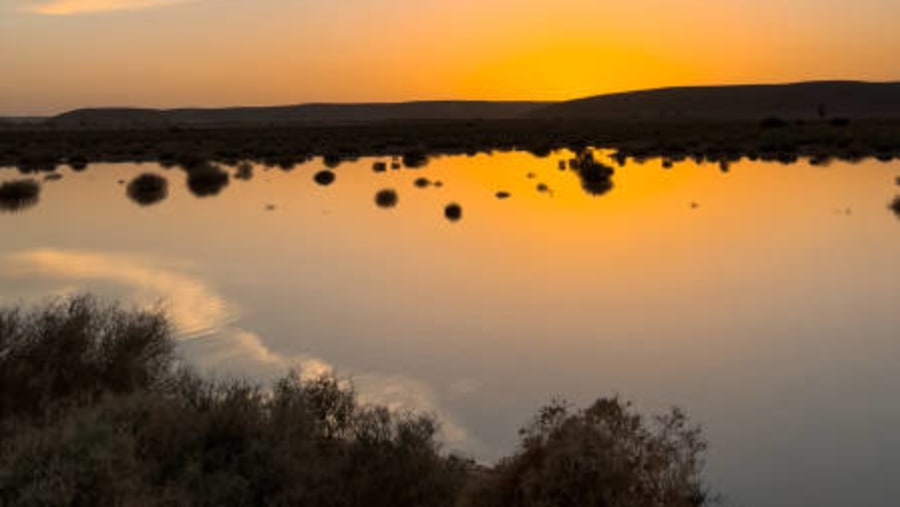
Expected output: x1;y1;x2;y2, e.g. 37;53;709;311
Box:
3;150;900;507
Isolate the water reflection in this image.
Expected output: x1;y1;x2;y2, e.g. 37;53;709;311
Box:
3;153;900;507
0;179;40;213
6;148;900;223
126;173;169;206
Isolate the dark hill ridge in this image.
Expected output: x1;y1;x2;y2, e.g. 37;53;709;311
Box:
45;81;900;128
527;81;900;120
49;101;551;128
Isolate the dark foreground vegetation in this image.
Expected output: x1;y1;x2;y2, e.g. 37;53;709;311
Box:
2;118;900;176
0;295;711;507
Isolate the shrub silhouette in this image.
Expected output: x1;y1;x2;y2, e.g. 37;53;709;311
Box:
322;152;343;168
414;177;432;188
375;189;399;208
402;150;429;169
574;151;615;197
68;156;88;171
314;170;336;186
462;398;710;507
234;162;254;181
495;191;511;200
444;203;463;222
186;163;230;197
889;196;900;217
126;173;169;206
373;161;388;173
0;179;40;212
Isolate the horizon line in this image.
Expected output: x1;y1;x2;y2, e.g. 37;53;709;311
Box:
4;79;899;118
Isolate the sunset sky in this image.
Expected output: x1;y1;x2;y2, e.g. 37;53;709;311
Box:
2;0;898;115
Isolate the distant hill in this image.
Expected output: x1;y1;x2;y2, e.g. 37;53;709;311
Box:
48;101;550;128
527;81;900;121
42;82;900;128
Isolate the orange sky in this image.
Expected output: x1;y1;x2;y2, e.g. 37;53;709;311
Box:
1;0;899;115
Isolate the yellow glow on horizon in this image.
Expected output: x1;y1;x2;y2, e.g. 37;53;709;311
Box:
2;0;899;114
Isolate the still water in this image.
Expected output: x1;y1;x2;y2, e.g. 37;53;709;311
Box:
2;151;900;507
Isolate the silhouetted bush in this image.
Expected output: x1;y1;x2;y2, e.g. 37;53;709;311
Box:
373;161;388;173
0;179;40;212
414;177;431;188
187;163;230;197
462;398;710;507
314;170;336;186
323;152;345;168
375;189;399;208
234;162;254;181
68;156;88;171
444;203;462;222
126;173;169;206
402;150;429;169
495;191;511;200
574;151;615;197
890;196;900;217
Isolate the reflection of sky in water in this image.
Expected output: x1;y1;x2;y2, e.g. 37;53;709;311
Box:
2;152;900;507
